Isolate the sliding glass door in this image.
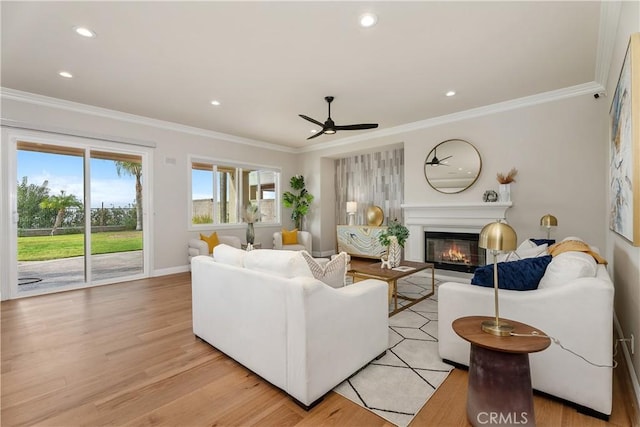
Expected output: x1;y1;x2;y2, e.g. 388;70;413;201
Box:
13;137;149;298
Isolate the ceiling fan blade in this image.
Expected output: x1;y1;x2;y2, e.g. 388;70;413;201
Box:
440;155;453;162
307;130;326;140
334;123;379;131
299;114;324;127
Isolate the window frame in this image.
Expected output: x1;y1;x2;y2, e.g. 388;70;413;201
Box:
188;155;281;231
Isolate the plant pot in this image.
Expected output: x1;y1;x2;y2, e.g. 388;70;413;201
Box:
246;223;255;245
388;236;402;268
499;183;511;202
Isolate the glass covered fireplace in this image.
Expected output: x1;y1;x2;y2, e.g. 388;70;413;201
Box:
425;231;485;273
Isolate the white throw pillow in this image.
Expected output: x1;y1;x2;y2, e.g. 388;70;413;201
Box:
497;242;548;262
213;244;247;267
538;251;597;288
301;251;348;288
243;249;314;279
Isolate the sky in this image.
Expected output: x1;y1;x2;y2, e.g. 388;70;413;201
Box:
18;150;137;208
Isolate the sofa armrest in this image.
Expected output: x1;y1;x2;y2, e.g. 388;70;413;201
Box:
297;231;312;253
188;238;209;256
285;277;388;404
273;232;283;250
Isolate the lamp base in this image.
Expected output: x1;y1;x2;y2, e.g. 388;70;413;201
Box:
481;319;514;336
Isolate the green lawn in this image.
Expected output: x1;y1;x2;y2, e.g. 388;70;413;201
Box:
18;231;143;261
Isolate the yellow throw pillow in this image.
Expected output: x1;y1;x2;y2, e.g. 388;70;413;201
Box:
281;228;299;245
200;232;220;254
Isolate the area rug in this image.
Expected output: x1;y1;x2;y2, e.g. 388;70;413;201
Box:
334;273;453;427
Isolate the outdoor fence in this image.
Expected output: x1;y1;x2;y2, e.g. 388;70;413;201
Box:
18;206;138;236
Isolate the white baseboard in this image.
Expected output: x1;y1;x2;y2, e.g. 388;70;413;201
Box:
614;312;640;417
153;265;189;277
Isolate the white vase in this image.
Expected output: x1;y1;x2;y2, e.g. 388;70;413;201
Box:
499;183;511;202
388;236;402;268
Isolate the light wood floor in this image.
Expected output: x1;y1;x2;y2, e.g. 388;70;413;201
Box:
1;273;637;426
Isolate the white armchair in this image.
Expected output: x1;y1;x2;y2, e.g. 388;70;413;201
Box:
188;235;242;263
273;231;312;253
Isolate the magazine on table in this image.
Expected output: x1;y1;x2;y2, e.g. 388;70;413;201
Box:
392;266;415;272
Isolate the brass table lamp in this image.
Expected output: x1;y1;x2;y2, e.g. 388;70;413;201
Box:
478;220;518;336
540;214;558;239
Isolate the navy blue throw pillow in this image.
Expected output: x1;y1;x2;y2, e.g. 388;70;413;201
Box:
471;255;553;291
530;238;555;246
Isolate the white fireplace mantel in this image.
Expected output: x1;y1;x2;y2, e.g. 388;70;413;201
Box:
401;202;512;262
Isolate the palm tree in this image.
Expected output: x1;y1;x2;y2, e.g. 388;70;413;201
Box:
115;161;143;231
39;190;82;236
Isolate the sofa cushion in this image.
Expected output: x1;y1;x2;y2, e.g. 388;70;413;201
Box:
497;240;548;262
200;232;220;253
471;255;553;291
243;249;313;279
281;228;299;245
538;251;597;288
530;238;556;246
301;251;347;288
213;243;247;267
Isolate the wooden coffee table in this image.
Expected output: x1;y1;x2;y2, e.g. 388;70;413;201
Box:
347;260;434;316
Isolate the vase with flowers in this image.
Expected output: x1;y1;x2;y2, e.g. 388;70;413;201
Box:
378;219;410;267
496;167;518;202
244;204;261;245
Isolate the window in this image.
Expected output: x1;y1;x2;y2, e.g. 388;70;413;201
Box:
190;157;280;227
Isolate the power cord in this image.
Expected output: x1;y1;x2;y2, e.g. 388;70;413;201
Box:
509;331;618;369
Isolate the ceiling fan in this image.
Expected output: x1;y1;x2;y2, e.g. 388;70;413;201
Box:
299;96;378;140
425;148;452;166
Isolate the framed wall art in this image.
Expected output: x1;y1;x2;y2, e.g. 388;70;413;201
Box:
610;33;640;246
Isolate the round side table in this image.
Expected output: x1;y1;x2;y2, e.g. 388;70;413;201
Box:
453;316;551;427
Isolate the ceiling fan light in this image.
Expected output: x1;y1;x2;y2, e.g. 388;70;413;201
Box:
325;129;336;135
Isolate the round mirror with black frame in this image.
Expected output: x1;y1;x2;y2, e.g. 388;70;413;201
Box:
424;139;482;194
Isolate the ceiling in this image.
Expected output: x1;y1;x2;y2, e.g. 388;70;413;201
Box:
1;1;603;149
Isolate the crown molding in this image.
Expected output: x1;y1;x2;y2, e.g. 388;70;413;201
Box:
298;81;605;153
595;1;622;86
0;88;295;154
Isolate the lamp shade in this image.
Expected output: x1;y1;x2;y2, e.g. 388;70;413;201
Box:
346;201;358;214
540;214;558;227
478;221;517;252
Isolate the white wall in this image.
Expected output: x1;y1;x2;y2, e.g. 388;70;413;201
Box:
0;95;299;285
605;0;640;402
303;93;607;253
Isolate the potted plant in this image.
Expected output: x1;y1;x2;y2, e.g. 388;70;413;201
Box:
282;175;314;230
378;219;410;267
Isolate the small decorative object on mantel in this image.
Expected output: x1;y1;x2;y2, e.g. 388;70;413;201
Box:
496;167;518;202
244;204;261;245
378;219;409;268
483;190;499;203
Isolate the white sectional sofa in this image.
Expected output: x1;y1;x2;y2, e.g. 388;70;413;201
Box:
438;242;614;417
191;246;389;408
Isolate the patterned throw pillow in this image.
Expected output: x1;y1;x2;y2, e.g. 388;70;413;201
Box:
200;232;219;253
301;251;347;288
282;228;299;245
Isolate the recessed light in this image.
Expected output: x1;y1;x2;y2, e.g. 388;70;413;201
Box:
359;13;377;28
74;26;96;38
210;100;221;106
59;71;73;78
310;129;317;134
446;90;456;97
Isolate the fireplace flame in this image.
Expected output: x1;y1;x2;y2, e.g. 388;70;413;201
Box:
441;244;471;264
